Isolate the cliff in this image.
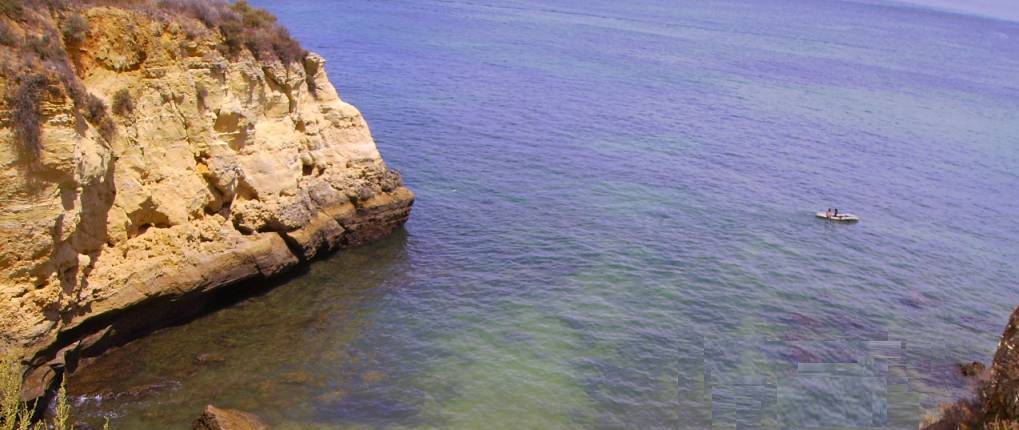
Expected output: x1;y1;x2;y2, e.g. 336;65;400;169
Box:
0;1;412;396
923;305;1019;429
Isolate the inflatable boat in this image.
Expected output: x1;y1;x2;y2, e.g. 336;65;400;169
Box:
816;211;859;222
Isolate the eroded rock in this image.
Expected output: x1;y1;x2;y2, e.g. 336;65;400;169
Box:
0;2;414;394
193;405;268;430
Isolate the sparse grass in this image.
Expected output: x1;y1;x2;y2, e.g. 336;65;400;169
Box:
111;88;133;116
52;380;69;430
1;353;23;430
2;352;38;430
1;352;90;430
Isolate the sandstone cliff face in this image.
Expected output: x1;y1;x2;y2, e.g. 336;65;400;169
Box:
0;4;412;391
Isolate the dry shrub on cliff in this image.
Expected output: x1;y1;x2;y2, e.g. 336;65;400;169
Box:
111;88;134;116
158;0;305;63
25;34;60;60
10;75;49;161
224;0;304;63
4;0;305;158
59;12;88;44
195;82;208;109
2;2;117;153
54;76;118;141
82;92;115;140
157;0;218;25
82;92;105;121
4;1;77;20
0;20;16;46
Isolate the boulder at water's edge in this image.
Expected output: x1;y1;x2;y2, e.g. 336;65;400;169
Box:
193;405;269;430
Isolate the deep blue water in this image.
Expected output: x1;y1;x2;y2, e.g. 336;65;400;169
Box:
71;0;1019;428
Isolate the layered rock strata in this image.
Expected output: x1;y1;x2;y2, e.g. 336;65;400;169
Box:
0;4;413;395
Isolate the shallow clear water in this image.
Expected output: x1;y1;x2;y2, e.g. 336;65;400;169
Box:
70;0;1019;428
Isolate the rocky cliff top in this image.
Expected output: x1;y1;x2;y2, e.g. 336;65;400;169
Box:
0;0;413;394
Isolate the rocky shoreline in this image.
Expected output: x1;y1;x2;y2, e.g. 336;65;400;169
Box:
923;305;1019;429
23;187;413;398
0;1;412;399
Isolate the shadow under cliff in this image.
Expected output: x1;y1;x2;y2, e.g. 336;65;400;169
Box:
33;227;412;422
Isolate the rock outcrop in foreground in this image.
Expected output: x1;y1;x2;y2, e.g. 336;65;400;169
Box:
193;405;268;430
923;306;1019;429
0;1;412;395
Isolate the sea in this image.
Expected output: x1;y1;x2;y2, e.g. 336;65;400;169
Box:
69;0;1019;428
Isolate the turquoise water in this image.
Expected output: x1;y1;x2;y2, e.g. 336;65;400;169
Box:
70;0;1019;428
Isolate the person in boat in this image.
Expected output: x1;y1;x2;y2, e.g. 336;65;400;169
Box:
834;208;839;218
826;208;833;218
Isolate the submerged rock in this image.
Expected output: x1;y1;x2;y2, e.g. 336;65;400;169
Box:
193;405;269;430
281;371;314;386
195;353;227;365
